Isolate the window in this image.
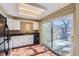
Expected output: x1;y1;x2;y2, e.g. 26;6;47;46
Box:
41;14;73;55
42;21;51;48
52;14;73;55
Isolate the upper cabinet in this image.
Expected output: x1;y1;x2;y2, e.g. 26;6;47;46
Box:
33;22;39;30
12;20;20;30
7;18;39;31
7;18;13;30
7;18;20;30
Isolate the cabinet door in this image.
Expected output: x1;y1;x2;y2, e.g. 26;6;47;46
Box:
7;18;13;30
12;20;20;30
11;35;34;48
7;18;20;30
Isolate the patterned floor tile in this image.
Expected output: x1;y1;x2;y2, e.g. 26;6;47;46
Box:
0;44;56;56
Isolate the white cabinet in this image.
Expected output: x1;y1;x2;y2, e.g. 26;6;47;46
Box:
0;35;34;51
7;18;13;30
7;18;20;30
11;35;34;48
33;22;39;30
12;20;20;30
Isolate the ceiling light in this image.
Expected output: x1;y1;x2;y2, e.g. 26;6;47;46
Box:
19;3;46;17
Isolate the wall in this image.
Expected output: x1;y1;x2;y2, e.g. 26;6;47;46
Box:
73;3;79;56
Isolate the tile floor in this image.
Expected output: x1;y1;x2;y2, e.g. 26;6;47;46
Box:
0;44;56;56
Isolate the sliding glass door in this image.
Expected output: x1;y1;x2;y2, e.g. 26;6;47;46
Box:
52;14;73;55
41;14;73;55
42;21;51;48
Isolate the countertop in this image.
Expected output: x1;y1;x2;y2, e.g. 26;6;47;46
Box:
0;30;34;37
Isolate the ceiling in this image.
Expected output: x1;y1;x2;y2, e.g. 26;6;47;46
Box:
0;3;70;20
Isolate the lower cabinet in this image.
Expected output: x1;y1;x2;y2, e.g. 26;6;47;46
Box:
11;35;34;48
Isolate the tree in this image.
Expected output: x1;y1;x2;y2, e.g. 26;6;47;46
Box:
55;17;71;41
